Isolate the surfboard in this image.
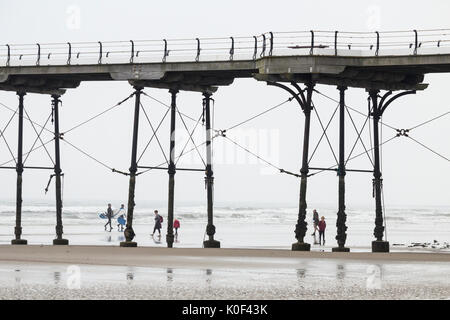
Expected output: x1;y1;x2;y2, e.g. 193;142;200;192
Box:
99;213;107;219
117;216;126;225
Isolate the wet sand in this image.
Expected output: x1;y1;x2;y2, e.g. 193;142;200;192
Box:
0;245;449;299
0;245;449;268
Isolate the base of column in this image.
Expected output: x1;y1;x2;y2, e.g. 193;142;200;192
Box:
166;234;175;248
53;238;69;245
332;246;350;252
120;241;137;247
11;239;27;245
203;240;221;248
292;242;311;251
372;240;389;253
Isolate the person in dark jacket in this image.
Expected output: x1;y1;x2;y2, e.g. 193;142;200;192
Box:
318;216;326;246
104;203;113;232
151;210;162;237
311;209;320;236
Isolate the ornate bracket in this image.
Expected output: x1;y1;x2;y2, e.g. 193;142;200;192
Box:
266;81;314;112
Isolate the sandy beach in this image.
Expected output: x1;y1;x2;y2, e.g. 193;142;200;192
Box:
1;245;450;267
0;245;449;300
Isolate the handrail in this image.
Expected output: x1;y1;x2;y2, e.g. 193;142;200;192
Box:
334;31;338;56
229;37;234;61
261;34;266;57
163;39;169;63
253;36;257;60
98;41;102;64
130;40;134;63
1;29;450;67
36;43;40;66
413;30;418;55
269;32;273;56
67;42;72;65
6;44;10;66
195;38;200;62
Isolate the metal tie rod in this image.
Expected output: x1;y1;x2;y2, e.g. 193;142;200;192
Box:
0;166;54;170
309;167;373;173
137;166;205;172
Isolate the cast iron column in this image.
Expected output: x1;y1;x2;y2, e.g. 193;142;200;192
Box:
166;89;178;248
369;89;389;253
52;94;68;245
203;92;220;248
332;86;350;252
292;82;314;251
12;91;27;245
120;86;142;247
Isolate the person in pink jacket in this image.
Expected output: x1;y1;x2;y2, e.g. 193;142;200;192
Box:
174;219;180;238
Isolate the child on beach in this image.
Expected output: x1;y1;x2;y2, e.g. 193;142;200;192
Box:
174;218;180;239
115;204;125;231
117;214;126;232
318;216;326;245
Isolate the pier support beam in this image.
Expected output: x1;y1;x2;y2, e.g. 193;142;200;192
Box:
203;92;220;248
166;89;178;248
332;86;350;252
292;82;314;251
120;86;142;248
367;88;416;252
266;81;314;251
12;91;27;245
369;89;389;253
52;94;68;245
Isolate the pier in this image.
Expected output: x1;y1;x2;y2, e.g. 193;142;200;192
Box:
1;29;450;252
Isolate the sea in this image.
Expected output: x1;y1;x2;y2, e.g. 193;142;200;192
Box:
0;200;449;252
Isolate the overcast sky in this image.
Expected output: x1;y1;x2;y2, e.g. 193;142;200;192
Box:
0;0;449;209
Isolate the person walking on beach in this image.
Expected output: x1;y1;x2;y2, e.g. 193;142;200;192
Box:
117;213;126;232
318;216;326;246
104;203;113;232
116;204;125;231
174;218;180;239
151;210;162;237
311;209;319;236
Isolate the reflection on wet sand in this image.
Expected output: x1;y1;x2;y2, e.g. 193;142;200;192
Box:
296;268;306;279
366;264;383;290
205;269;212;285
337;264;346;280
167;268;173;282
54;271;61;285
14;269;20;285
152;234;162;245
126;272;134;282
1;259;449;299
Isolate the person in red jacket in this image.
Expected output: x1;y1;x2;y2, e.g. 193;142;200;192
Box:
174;218;180;239
318;216;326;246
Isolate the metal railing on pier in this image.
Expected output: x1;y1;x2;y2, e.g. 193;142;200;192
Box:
1;29;450;67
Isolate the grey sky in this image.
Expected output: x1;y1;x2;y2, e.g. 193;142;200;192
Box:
0;0;449;208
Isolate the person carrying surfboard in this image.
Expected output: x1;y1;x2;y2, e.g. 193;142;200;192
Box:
104;203;113;232
116;204;126;231
151;210;162;237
